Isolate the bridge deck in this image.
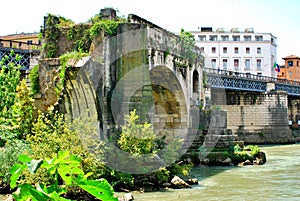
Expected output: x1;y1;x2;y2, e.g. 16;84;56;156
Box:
205;68;300;96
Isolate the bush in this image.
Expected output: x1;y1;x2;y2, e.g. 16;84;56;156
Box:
0;140;30;188
25;108;106;186
118;109;157;155
114;109;193;190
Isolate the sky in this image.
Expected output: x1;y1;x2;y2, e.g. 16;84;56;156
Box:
1;0;299;64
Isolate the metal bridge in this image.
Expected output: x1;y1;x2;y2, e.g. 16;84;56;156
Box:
205;68;300;96
0;39;41;71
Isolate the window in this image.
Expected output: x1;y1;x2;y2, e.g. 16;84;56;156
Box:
232;36;240;41
255;36;263;41
209;35;217;41
198;35;206;41
245;59;250;70
234;47;239;53
257;47;261;54
246;47;250;54
212;47;216;53
234;59;239;70
221;35;229;41
244;36;251;41
256;59;262;70
211;59;217;68
288;61;293;67
223;47;227;53
223;59;228;69
289;71;292;77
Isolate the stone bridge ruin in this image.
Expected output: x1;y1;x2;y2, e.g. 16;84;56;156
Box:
36;11;224;160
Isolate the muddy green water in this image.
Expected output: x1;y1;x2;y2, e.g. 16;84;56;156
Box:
131;144;300;201
1;144;299;201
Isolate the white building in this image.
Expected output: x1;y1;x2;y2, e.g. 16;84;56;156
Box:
190;27;277;77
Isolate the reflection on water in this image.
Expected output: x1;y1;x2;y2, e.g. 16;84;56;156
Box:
131;144;300;201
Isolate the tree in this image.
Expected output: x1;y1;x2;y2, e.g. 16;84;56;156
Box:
179;28;196;64
118;109;156;155
0;50;22;143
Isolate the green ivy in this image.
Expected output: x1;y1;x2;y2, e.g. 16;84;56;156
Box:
56;51;89;96
66;24;92;53
42;14;60;58
90;20;119;37
29;65;40;95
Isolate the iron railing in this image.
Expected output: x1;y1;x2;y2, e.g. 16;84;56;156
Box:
205;67;300;96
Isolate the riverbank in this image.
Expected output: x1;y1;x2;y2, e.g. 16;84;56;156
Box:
120;144;300;200
1;144;299;201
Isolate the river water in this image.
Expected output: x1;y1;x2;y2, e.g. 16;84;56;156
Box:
1;144;299;201
132;144;300;201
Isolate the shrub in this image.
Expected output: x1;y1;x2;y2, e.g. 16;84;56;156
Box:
25;108;106;185
245;145;261;156
115;109;193;189
0;140;30;187
118;109;156;155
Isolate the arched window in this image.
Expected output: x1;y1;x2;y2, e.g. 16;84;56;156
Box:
193;70;199;93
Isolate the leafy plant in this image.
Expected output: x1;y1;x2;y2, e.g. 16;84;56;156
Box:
26;109;106;185
29;65;40;95
0;50;23;144
118;109;156;155
66;24;92;52
56;51;89;96
90;20;119;37
245;145;261;156
10;79;35;139
0;140;30;186
234;144;242;153
42;14;60;58
178;29;196;64
10;151;117;201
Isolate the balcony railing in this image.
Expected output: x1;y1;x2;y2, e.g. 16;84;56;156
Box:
0;39;41;51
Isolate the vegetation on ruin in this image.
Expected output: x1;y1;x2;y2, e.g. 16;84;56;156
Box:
42;10;126;58
0;52;193;198
29;65;40;95
56;51;89;96
175;29;196;68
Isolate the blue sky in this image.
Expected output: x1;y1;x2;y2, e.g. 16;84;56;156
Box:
1;0;299;64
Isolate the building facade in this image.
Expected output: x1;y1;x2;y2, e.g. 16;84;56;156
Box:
277;55;300;82
0;32;40;50
190;27;277;77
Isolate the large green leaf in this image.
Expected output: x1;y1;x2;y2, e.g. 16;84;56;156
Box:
13;183;51;201
78;178;117;201
58;165;84;185
18;154;33;163
10;163;26;189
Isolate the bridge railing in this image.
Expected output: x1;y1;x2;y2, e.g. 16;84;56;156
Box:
0;39;41;51
204;67;300;86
